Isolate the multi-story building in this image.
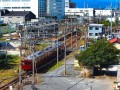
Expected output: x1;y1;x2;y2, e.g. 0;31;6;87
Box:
0;9;36;24
38;0;46;17
65;0;70;9
70;2;76;8
95;9;112;17
118;2;120;10
0;0;38;17
47;0;65;19
65;8;94;17
88;24;104;39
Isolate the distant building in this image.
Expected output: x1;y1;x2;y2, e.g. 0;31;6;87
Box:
95;9;112;17
65;8;94;17
65;0;70;9
38;0;46;17
109;38;120;49
1;10;36;24
70;2;76;8
0;9;10;16
88;24;104;39
0;0;38;17
47;0;65;19
118;2;120;10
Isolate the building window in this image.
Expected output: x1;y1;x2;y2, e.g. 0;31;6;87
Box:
12;7;21;9
80;10;83;12
89;33;93;36
2;0;10;1
12;0;20;1
4;7;11;9
17;17;20;18
85;10;88;12
89;27;93;30
95;33;99;36
9;17;12;18
21;0;30;1
95;27;99;30
22;7;30;9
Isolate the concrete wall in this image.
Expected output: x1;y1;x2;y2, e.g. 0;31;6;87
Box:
2;16;25;24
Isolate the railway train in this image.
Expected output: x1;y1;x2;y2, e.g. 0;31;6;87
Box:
21;41;64;71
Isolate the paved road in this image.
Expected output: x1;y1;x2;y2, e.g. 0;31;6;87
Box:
23;58;113;90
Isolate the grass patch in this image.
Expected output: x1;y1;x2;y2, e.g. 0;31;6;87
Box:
0;38;6;42
0;26;16;34
48;51;76;72
0;54;20;86
48;61;63;71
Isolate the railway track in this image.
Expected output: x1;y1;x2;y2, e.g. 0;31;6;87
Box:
0;32;81;90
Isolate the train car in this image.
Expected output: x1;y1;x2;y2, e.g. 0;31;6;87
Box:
21;41;64;71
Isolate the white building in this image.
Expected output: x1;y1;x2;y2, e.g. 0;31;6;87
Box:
65;8;94;17
0;0;38;17
65;0;70;9
95;9;112;16
47;0;65;19
88;24;104;39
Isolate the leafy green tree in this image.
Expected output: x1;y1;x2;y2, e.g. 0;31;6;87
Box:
100;20;116;27
0;54;19;65
76;39;120;68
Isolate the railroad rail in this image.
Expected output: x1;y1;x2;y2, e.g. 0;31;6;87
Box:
0;32;81;90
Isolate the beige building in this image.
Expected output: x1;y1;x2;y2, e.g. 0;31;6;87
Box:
0;10;36;24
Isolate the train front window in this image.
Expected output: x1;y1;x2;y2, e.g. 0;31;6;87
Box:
22;61;32;65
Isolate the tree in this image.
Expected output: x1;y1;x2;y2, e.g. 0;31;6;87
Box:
76;39;120;68
100;20;116;27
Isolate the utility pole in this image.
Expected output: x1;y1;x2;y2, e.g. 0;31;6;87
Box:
32;43;35;89
57;20;59;66
18;25;23;90
30;25;35;89
19;43;22;90
110;1;113;35
71;13;73;50
5;40;7;60
64;19;67;75
75;15;78;50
